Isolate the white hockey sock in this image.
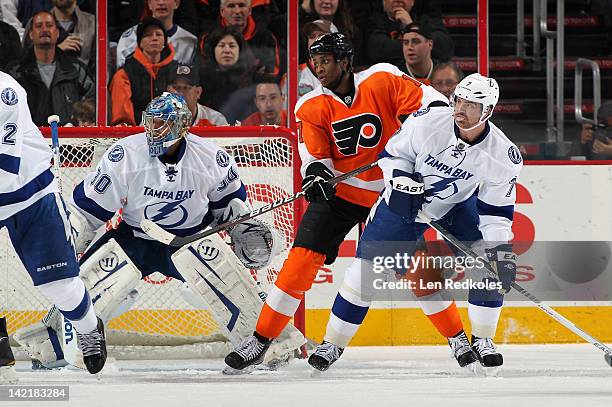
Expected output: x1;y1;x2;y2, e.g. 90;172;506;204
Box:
468;302;502;338
38;277;98;333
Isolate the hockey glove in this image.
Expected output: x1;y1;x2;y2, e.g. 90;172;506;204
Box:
301;162;336;203
387;169;425;221
485;244;517;294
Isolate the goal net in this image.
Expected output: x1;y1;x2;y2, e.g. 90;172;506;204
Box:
0;126;302;359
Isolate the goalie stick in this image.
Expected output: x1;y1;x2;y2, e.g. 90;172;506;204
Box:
47;115;81;369
417;211;612;367
141;161;380;247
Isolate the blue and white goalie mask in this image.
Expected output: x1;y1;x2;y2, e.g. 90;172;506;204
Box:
143;92;192;157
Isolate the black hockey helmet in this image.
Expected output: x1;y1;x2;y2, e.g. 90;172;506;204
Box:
309;33;354;70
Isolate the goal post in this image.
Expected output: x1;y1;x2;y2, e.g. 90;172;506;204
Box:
0;125;304;358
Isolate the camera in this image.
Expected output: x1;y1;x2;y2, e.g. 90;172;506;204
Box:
593;122;612;142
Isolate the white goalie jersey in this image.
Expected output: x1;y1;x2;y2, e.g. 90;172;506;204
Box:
71;132;246;239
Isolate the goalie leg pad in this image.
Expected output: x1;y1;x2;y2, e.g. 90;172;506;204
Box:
172;233;264;345
79;238;143;322
13;307;70;367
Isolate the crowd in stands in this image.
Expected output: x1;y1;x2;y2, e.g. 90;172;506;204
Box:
1;0;610;158
0;0;457;127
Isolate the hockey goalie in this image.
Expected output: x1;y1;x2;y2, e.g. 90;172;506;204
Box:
14;93;305;369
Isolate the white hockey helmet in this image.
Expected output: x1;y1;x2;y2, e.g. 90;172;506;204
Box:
452;73;499;125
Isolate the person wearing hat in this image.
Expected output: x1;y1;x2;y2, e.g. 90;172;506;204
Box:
281;19;332;97
116;0;197;68
398;20;437;85
167;64;229;127
110;17;178;125
580;101;612;159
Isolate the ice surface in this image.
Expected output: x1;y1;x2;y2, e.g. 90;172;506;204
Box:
9;344;612;407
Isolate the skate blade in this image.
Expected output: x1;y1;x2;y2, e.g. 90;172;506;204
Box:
461;361;479;375
605;354;612;367
222;365;256;375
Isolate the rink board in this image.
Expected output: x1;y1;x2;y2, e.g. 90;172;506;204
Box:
305;163;612;345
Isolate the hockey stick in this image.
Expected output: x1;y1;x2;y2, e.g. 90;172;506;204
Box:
47;115;81;369
417;211;612;366
141;161;380;247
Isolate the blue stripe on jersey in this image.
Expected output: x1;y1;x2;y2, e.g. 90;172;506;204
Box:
378;148;394;160
331;294;370;325
209;183;247;210
73;181;115;222
0;153;20;174
0;168;53;206
476;199;514;221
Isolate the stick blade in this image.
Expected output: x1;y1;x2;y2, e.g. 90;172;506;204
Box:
605;354;612;367
140;219;175;245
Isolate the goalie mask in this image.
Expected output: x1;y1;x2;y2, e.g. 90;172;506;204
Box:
452;73;499;131
143;92;192;157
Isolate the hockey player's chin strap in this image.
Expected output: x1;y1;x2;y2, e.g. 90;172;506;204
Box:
328;69;352;97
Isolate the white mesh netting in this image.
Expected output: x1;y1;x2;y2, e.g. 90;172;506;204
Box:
0;131;299;358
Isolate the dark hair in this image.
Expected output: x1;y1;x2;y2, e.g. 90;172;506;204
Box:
306;0;355;41
598;100;612;121
71;98;96;125
202;27;255;72
432;62;465;81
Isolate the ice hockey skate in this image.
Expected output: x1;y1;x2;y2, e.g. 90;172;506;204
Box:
77;318;107;374
471;336;503;375
308;341;344;372
448;330;478;370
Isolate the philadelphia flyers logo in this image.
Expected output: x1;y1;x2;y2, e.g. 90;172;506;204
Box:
331;113;383;156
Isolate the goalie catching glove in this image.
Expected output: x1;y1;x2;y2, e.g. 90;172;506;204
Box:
301;162;336;202
216;198;284;269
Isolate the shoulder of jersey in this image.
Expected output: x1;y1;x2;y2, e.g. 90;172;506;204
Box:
185;133;231;167
175;26;197;40
120;25;137;39
487;122;523;168
405;105;453;126
0;72;25;106
355;63;420;86
105;133;146;163
294;84;326;115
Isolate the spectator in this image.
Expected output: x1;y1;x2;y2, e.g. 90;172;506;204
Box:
398;21;435;85
199;27;256;123
7;11;94;126
299;0;362;65
0;21;22;71
365;0;453;65
69;98;95;126
1;0;26;40
430;62;463;101
109;0;143;43
167;64;229;126
580;101;612;159
109;17;177;125
196;0;273;38
116;0;197;68
23;0;96;68
280;19;328;97
242;80;286;125
201;0;280;77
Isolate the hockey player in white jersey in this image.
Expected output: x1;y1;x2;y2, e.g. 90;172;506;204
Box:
0;72;106;383
308;73;522;372
15;92;305;370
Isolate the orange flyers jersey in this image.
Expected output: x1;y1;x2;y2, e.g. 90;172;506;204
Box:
295;63;448;208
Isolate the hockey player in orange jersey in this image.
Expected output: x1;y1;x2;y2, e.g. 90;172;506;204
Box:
225;33;449;371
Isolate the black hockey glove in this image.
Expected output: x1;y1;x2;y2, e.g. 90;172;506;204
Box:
485;244;517;294
302;162;336;203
